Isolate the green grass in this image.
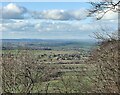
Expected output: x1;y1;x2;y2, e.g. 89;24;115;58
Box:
2;49;95;93
2;49;81;54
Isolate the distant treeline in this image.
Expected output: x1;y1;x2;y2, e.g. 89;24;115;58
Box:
2;46;52;50
2;39;97;50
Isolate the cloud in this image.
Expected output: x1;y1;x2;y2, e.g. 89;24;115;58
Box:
1;19;117;33
102;11;118;20
0;3;27;19
2;19;117;39
30;9;90;20
1;2;119;21
1;19;34;32
1;3;90;20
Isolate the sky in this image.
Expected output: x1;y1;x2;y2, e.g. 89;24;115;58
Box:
0;2;118;39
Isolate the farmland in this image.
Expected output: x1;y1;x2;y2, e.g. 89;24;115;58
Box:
2;39;119;93
2;39;97;93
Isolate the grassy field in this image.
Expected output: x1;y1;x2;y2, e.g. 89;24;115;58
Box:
2;49;95;93
2;39;118;93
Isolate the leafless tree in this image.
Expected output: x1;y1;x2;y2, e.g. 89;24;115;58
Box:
2;50;55;93
88;0;120;20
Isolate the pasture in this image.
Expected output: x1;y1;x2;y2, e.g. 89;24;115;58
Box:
2;49;95;93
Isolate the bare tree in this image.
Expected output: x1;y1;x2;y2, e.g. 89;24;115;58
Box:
85;0;120;93
88;0;120;20
2;50;55;93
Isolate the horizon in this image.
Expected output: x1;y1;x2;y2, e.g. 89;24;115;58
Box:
1;38;96;40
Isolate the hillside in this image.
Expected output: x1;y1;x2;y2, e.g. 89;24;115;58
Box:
86;39;119;93
2;38;119;93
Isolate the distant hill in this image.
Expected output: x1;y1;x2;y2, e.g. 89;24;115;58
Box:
2;39;97;50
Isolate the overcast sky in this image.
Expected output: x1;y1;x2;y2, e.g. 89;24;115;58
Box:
0;2;118;39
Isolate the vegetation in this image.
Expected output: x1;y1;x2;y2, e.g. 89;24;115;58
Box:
2;33;119;93
2;49;92;93
1;0;119;94
86;33;119;93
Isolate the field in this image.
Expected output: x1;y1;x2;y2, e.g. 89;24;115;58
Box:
2;49;96;93
1;39;98;93
2;39;119;93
